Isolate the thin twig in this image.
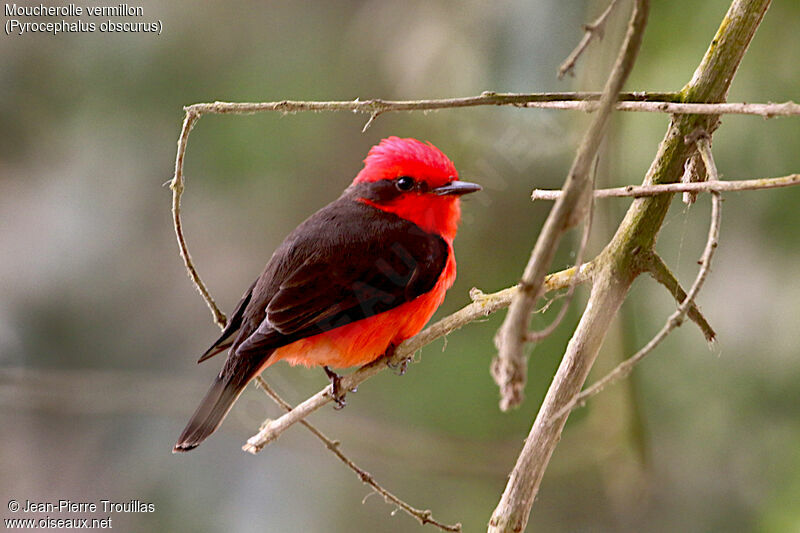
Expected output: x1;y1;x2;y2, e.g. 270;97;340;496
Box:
548;134;722;423
253;377;461;532
558;0;623;79
183;91;683;118
647;252;716;343
243;265;592;453
491;0;648;413
531;173;800;200
183;95;800;122
169;111;227;328
526;163;597;343
524;99;800;116
361;111;382;132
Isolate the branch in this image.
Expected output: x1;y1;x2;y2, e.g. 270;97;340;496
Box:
183;91;683;118
243;265;592;454
169;110;227;328
523;99;800;116
549;135;722;423
681;143;707;206
646;252;716;343
491;0;648;414
488;2;771;531
558;0;622;79
526;166;597;343
531;173;800;200
253;377;461;532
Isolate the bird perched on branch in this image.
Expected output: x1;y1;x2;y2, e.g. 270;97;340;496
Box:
174;137;480;452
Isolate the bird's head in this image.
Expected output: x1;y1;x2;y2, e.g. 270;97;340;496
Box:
350;137;481;241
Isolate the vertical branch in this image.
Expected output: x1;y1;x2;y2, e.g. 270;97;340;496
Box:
489;275;630;533
169;109;228;328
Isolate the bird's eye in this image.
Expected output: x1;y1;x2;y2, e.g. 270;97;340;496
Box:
395;176;415;191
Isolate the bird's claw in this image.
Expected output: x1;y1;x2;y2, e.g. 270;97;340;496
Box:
383;343;409;375
332;392;347;410
387;357;410;376
324;366;348;409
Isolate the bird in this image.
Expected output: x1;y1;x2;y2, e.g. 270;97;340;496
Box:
173;136;480;452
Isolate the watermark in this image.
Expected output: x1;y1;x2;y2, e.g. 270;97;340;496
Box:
3;3;163;37
4;499;155;529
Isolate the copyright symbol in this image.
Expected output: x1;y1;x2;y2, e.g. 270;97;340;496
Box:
8;500;20;512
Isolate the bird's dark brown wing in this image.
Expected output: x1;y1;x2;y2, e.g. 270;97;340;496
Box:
228;196;449;361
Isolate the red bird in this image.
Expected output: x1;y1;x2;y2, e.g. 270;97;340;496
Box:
174;137;480;452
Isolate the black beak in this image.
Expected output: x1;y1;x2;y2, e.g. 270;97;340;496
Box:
432;180;482;196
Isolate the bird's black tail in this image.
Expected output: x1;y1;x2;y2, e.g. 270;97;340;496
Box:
173;371;251;453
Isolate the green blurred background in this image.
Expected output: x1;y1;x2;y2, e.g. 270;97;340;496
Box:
1;1;799;531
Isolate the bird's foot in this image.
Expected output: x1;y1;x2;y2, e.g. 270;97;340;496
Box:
387;357;411;376
324;365;347;410
385;344;410;376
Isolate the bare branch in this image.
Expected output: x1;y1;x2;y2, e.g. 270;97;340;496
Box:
243;264;592;454
253;377;461;532
182;91;682;118
524;99;800;116
531;173;800;200
361;111;382;132
558;0;622;79
696;135;720;184
647;252;716;343
526;165;597;343
169;110;227;328
491;0;648;414
182;94;800;123
548;134;722;424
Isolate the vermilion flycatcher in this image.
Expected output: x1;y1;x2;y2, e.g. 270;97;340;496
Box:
174;137;480;452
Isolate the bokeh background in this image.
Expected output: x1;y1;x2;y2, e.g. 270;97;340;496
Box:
2;1;799;531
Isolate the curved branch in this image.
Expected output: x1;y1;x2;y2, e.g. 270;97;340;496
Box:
167;91;677;326
169;110;227;328
526;167;597;343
